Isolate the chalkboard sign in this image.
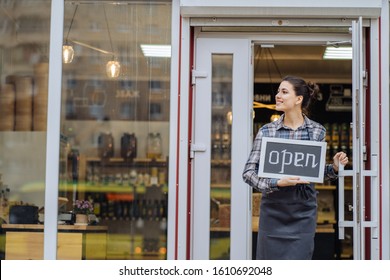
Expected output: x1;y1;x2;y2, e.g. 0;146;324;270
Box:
258;137;327;183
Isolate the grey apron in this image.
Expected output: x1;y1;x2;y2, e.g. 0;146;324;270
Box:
256;125;317;260
256;184;317;260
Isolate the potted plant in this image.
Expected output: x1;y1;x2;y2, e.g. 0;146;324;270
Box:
73;200;93;225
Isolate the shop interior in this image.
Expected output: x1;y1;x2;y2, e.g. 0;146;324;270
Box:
252;44;353;259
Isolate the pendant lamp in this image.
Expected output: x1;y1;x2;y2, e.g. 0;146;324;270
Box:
104;6;120;78
63;5;78;64
106;59;121;78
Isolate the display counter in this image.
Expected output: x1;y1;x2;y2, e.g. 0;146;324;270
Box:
2;224;108;260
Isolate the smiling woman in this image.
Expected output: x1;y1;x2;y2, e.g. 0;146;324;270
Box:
243;75;348;260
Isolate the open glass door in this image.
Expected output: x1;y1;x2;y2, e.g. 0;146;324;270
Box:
338;17;380;260
191;38;252;259
191;17;380;260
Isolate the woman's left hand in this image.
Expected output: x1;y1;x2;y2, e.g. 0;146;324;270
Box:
333;151;349;173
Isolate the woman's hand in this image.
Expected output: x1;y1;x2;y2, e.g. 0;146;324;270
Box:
332;151;349;173
277;177;310;187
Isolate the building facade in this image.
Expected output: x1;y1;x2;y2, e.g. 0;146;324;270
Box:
0;0;389;260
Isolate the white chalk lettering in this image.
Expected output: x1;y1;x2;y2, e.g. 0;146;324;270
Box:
269;151;279;164
280;150;293;173
306;153;318;168
267;150;319;173
294;152;305;167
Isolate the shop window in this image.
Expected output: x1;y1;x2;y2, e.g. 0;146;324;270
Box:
58;1;172;260
0;0;52;260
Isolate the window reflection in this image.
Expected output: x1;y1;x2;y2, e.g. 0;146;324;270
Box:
59;1;171;260
0;0;171;260
0;0;51;260
210;54;232;260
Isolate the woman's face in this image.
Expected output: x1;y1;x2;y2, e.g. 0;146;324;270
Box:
275;81;302;112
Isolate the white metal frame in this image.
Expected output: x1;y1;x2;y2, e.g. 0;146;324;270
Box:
338;17;379;260
44;0;64;260
379;0;390;260
189;28;352;260
180;0;382;18
191;37;252;259
44;0;184;260
167;0;183;260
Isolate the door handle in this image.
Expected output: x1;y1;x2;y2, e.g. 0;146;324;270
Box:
190;143;207;158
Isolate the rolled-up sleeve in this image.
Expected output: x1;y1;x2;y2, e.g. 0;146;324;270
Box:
242;129;279;193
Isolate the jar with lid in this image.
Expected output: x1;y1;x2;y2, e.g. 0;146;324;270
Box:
146;132;162;159
98;132;114;158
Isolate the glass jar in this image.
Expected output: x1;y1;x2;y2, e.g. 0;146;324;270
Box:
146;132;162;159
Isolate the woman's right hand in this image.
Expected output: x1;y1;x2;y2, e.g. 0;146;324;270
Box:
277;176;310;187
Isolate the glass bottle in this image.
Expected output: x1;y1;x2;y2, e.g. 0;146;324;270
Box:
331;123;340;152
340;123;349;152
146;133;155;159
154;133;162;158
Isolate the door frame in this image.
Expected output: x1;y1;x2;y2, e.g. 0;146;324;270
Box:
191;37;252;260
183;19;384;260
174;2;389;260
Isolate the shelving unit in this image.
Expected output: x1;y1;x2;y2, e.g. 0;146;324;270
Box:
74;156;168;260
57;151;169;260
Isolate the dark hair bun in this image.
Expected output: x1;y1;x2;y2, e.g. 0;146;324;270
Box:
307;81;320;100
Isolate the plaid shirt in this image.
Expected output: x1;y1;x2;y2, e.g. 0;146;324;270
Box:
242;114;338;193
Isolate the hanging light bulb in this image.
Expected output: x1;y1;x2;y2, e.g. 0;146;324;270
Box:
103;6;120;78
106;59;121;78
62;5;78;64
63;44;74;63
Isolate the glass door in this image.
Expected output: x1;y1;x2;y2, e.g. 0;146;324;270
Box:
192;19;380;260
192;38;252;259
338;17;380;260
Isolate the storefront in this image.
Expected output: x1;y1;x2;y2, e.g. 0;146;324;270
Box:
0;0;389;260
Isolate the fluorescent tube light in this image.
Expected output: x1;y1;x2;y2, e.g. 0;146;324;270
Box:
141;44;171;57
323;46;352;60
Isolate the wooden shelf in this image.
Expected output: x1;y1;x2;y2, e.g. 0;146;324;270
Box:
211;184;230;189
2;224;107;232
211;159;231;165
86;157;167;164
316;185;336;190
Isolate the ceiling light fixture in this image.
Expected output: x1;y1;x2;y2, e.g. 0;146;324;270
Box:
104;6;120;78
62;5;78;64
140;44;171;57
323;46;352;60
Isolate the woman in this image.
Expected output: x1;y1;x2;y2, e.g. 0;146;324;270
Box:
242;75;348;260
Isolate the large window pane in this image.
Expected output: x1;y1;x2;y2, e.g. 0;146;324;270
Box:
59;1;171;260
0;0;51;260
